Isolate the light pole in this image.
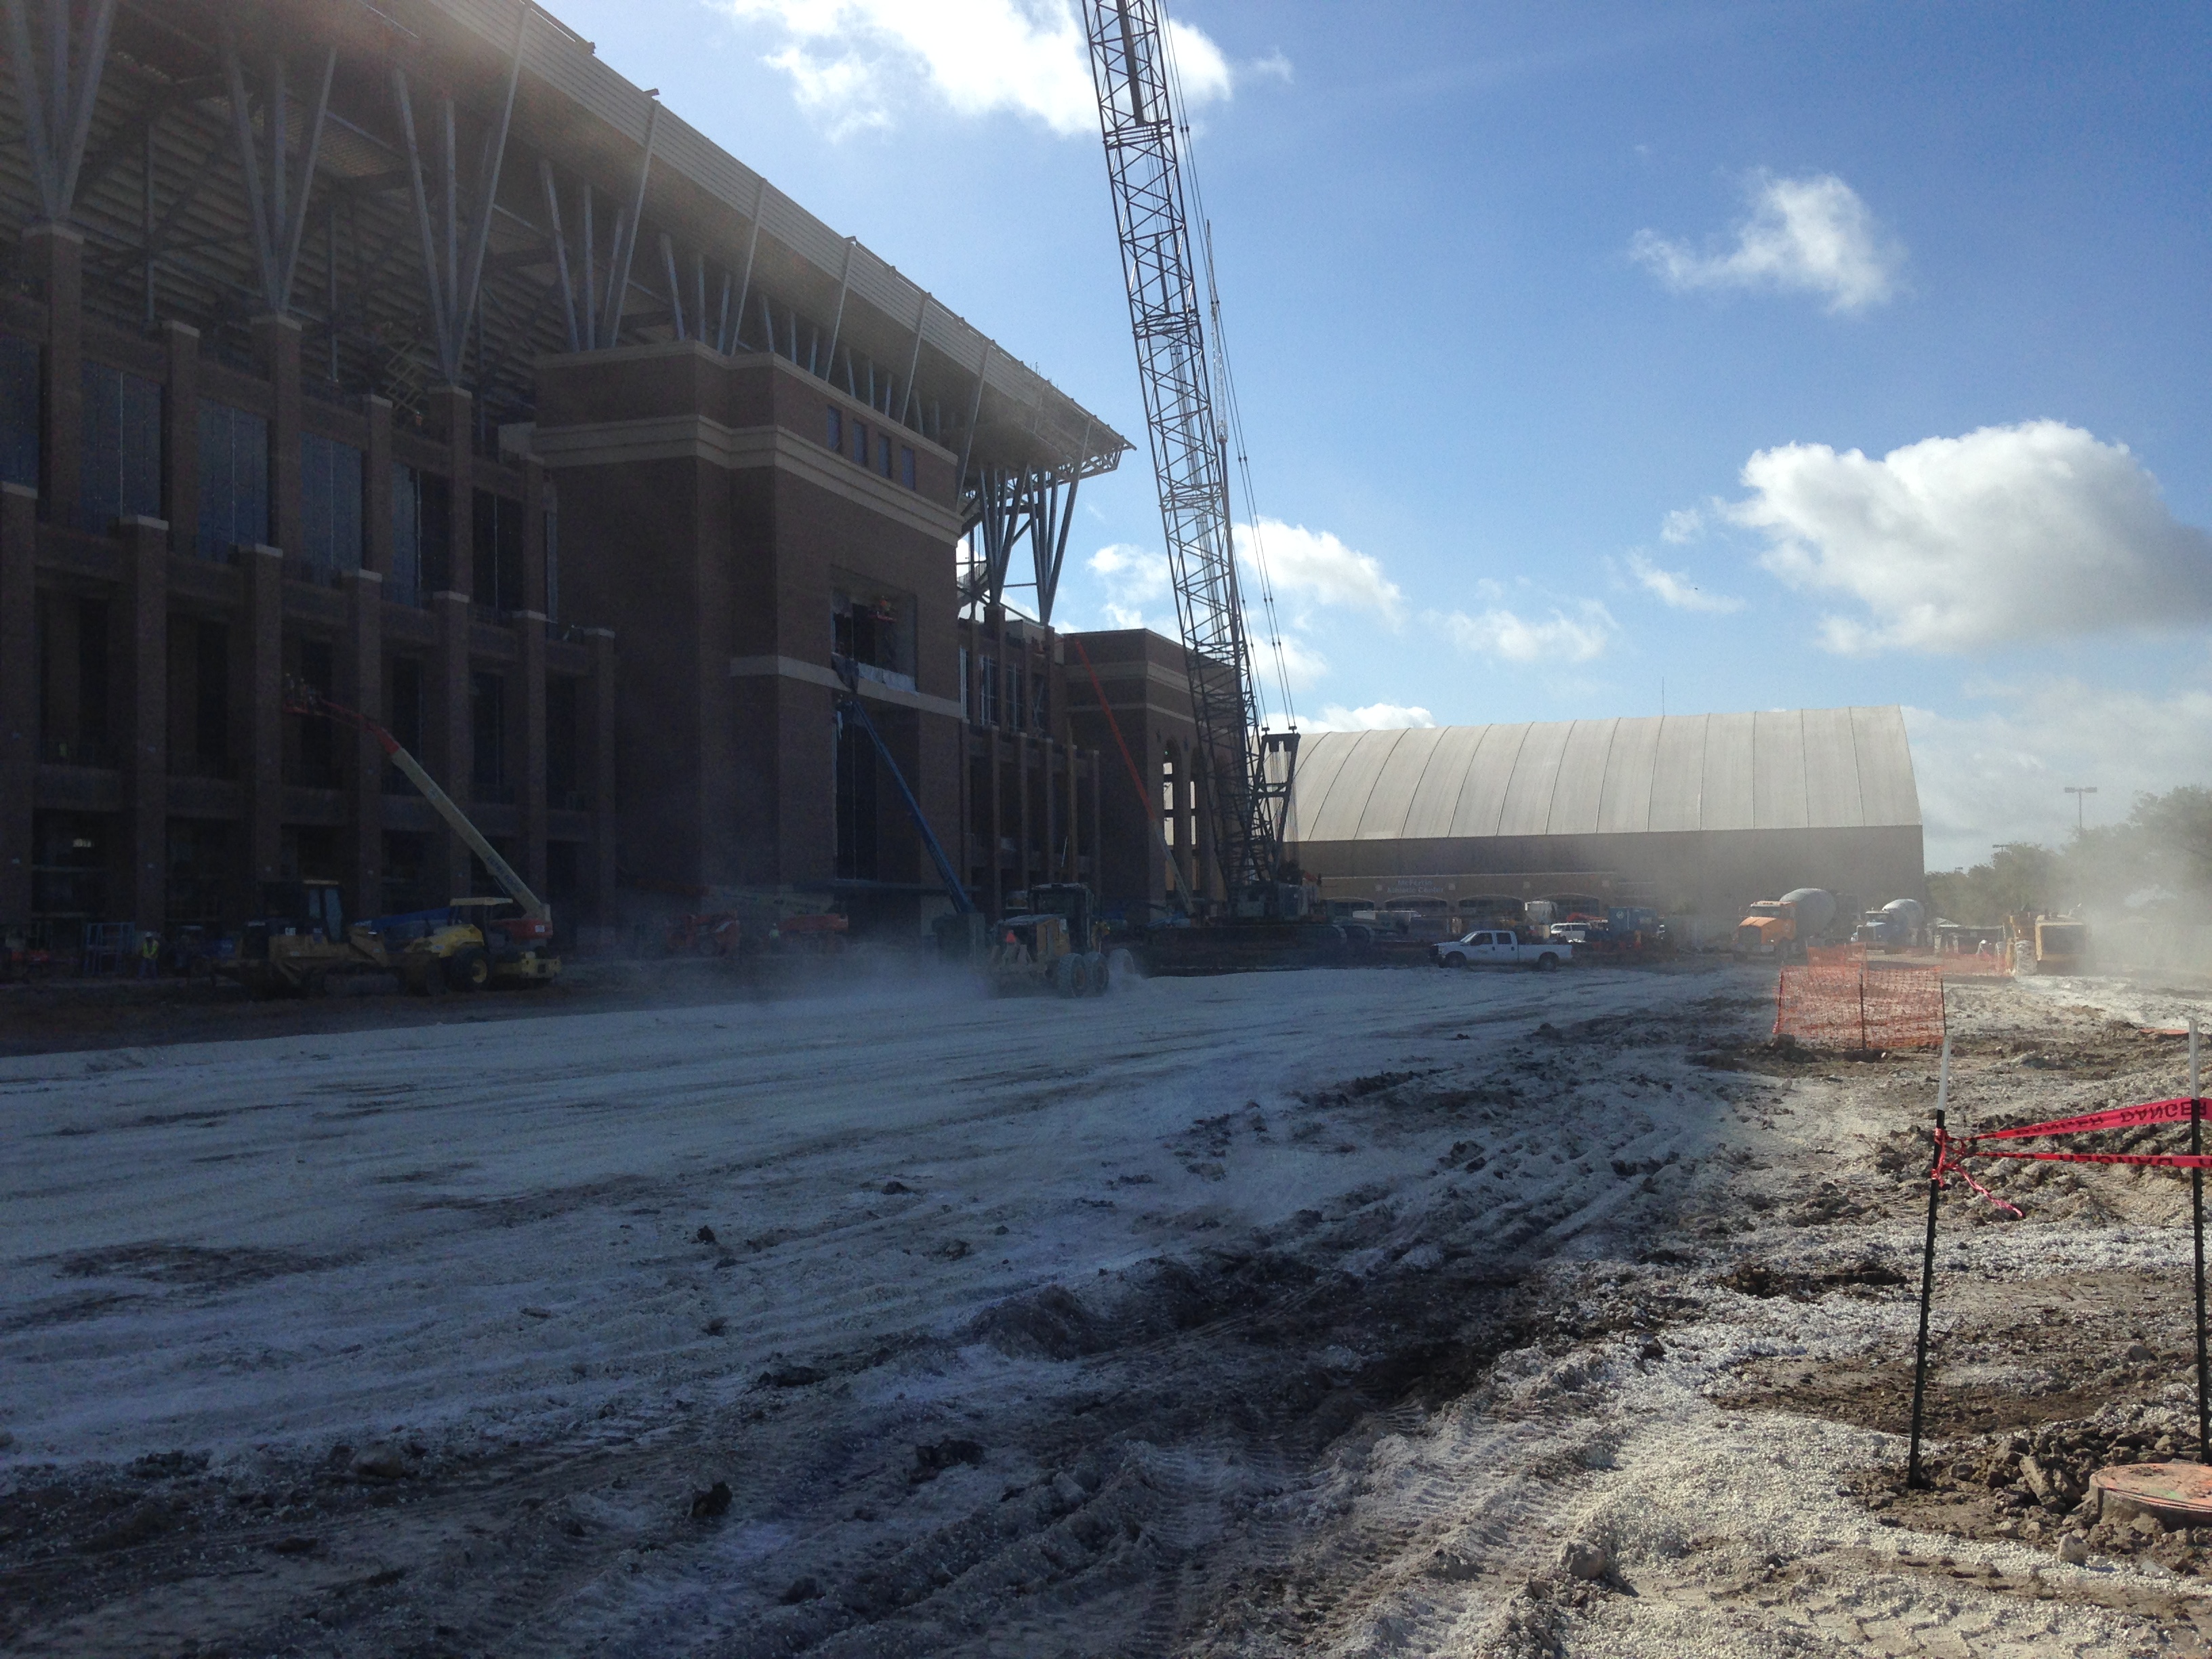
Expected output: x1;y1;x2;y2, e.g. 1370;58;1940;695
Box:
2064;785;2097;834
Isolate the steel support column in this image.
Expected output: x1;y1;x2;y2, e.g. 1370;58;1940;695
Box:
3;0;117;224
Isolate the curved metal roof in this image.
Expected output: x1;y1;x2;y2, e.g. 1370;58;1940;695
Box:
1285;707;1919;844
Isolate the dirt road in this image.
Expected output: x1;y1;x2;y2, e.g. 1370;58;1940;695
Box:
5;963;2211;1656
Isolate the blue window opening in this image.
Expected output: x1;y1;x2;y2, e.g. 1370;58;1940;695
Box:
197;400;268;558
300;432;363;579
81;361;161;533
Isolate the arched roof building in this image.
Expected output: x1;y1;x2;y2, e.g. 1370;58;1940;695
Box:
1284;707;1925;928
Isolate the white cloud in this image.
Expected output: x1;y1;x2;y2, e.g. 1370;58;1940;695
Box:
1087;541;1168;629
1631;171;1903;314
1725;419;2212;655
1265;633;1330;691
1430;602;1616;663
1625;550;1744;614
1659;506;1704;545
1235;518;1404;623
1301;701;1436;733
718;0;1237;137
1907;679;2212;869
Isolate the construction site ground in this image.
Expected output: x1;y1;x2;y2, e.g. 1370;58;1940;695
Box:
7;960;2212;1658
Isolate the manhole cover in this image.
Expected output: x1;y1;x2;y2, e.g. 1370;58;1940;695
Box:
2090;1462;2212;1526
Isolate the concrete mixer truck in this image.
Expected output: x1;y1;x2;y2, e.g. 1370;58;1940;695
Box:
1853;898;1926;954
1733;887;1836;962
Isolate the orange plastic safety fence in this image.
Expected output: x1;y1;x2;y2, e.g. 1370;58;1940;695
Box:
1774;963;1947;1050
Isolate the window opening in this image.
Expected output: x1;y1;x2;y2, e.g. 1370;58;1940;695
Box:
472;491;524;613
300;432;363;579
81;361;160;532
197;401;268;558
547;677;581;810
470;671;508;800
290;638;336;787
834;712;879;880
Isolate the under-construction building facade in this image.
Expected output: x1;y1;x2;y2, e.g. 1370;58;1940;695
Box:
0;0;1132;946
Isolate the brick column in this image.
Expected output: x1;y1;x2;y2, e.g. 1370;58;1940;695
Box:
1042;739;1057;888
253;316;303;558
240;544;284;906
430;589;472;899
429;386;472;599
586;626;616;927
987;731;1003;918
1171;738;1194;898
523;459;547;613
163;323;199;554
344;568;384;920
363;396;392;577
958;727;972;898
517;609;548;896
1065;729;1080;882
27;224;83;527
1088;752;1101;897
1016;731;1032;897
0;484;36;920
121;516;169;930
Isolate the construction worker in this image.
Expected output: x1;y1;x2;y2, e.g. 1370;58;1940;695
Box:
137;930;161;979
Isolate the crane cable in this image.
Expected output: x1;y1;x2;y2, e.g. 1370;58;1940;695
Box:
1156;8;1297;737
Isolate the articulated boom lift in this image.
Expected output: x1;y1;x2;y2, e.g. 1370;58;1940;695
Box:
1081;0;1297;909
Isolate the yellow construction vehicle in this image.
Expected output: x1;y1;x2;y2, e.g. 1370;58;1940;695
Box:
281;685;561;996
985;883;1133;996
218;879;396;998
988;910;1100;997
2006;913;2089;975
389;897;560;994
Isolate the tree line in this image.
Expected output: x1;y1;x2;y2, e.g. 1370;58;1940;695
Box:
1927;785;2212;924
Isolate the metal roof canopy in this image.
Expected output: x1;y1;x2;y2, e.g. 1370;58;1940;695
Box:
1285;708;1921;846
1;0;1128;491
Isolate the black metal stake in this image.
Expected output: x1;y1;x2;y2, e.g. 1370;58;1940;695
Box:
1908;1035;1952;1490
2192;1018;2207;1464
1907;1107;1944;1489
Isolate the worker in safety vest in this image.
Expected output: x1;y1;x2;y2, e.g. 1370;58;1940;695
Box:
138;930;161;979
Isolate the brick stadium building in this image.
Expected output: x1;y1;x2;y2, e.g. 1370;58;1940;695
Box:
0;0;1212;950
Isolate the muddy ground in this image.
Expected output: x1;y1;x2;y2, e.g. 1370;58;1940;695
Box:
0;954;861;1059
5;964;2212;1656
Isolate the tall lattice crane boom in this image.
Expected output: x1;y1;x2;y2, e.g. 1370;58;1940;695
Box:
1082;0;1291;897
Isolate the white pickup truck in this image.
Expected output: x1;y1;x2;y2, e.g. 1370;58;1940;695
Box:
1433;929;1568;971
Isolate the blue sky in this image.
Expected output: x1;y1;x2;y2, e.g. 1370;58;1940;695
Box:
544;0;2212;868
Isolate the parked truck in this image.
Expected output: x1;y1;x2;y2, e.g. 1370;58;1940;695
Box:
1733;888;1836;961
1852;897;1926;954
1433;927;1568;971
